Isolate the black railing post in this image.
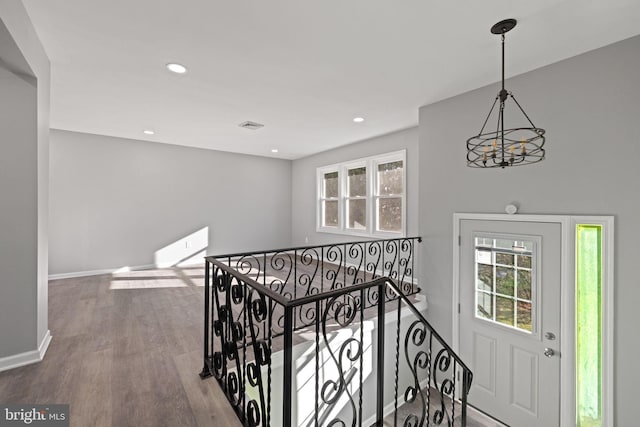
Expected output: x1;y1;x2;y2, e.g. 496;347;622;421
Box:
376;281;386;425
462;369;470;426
282;305;294;427
200;259;212;378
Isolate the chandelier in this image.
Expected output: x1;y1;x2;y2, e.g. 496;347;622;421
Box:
466;19;545;168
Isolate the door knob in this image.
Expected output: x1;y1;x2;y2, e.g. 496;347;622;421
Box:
544;347;555;358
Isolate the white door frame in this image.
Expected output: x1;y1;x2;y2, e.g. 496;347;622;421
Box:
452;213;614;427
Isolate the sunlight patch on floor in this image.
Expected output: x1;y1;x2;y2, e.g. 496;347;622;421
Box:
109;267;204;289
109;278;188;290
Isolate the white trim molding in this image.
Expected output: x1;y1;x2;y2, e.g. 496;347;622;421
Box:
0;329;51;373
452;213;614;427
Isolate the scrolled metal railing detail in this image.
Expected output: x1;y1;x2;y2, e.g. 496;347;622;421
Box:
385;240;400;280
236;254;262;282
200;236;473;427
432;349;455;426
325;244;344;290
269;252;293;299
365;280;381;308
346;243;365;285
245;287;272;427
403;320;430;427
365;241;383;280
398;239;415;295
320;294;363;427
214;237;421;311
297;247;320;297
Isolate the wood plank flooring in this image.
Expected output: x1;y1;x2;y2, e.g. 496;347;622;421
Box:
0;267;240;427
0;264;494;427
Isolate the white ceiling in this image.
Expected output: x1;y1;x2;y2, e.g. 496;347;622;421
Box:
21;0;640;159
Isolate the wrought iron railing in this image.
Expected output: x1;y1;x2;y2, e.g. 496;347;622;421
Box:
199;237;473;426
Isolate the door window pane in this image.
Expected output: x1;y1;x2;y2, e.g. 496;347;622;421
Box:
517;270;532;300
496;267;514;296
517;254;532;268
517;301;532;331
476;248;492;265
496;296;515;327
477;264;493;291
477;292;493;319
474;236;535;333
496;252;514;266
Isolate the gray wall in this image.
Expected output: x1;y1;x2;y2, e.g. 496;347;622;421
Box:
0;65;37;359
0;1;50;362
49;130;292;276
291;126;419;246
419;35;640;425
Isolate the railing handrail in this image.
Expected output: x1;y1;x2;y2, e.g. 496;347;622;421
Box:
384;278;473;377
206;255;291;306
209;235;422;259
205;254;472;377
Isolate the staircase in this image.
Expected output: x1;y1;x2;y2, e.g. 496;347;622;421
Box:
199;237;472;426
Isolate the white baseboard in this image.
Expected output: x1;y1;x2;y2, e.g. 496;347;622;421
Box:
48;264;156;280
0;329;51;373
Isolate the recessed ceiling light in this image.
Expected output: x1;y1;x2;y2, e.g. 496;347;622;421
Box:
166;63;187;74
143;129;155;135
271;149;279;153
353;117;365;123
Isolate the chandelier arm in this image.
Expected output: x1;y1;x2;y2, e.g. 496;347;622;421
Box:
478;95;500;135
509;93;538;129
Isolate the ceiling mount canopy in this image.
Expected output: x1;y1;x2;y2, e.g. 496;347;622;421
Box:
466;18;546;169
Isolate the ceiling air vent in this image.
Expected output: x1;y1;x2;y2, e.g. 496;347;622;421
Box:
238;121;264;130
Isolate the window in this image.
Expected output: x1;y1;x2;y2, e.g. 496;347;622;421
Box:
375;160;403;233
346;166;367;230
474;236;535;333
317;150;405;237
320;171;339;228
576;224;603;427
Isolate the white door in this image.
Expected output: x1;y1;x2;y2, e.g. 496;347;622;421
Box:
459;219;561;427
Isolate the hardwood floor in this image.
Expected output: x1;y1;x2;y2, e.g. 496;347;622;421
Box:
0;267;241;427
0;264;495;427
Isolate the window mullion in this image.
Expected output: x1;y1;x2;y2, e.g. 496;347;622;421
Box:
369;159;375;234
340;166;345;231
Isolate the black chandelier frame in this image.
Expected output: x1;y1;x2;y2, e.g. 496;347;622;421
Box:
466;18;546;168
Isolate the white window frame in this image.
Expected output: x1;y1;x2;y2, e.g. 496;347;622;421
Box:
316;150;406;238
343;160;368;232
318;168;340;229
